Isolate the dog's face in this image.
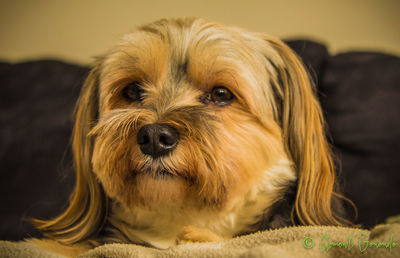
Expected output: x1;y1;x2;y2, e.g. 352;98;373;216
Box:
90;19;288;210
35;18;347;245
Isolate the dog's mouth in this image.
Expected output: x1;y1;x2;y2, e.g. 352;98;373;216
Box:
154;169;174;178
134;168;176;179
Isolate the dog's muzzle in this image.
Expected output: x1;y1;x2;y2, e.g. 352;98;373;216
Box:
137;123;180;158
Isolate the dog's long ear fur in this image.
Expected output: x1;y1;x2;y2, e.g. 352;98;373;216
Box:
32;62;107;244
263;36;351;226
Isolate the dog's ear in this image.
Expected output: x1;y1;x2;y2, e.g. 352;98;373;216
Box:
33;61;108;244
262;36;351;226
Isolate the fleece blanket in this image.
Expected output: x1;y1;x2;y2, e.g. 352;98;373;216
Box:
1;222;399;257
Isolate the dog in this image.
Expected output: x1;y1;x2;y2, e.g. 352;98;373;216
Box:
31;17;351;256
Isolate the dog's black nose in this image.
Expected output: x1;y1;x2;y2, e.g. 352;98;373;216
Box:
137;123;179;158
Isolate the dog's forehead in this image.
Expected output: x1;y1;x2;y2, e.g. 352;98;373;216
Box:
104;19;267;83
134;18;252;59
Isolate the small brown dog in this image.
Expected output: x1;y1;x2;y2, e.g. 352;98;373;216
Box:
31;17;350;255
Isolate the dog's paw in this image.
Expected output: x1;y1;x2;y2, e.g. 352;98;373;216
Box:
176;225;225;244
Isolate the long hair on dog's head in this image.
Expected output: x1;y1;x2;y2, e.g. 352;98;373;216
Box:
33;64;108;243
33;18;351;245
260;35;345;225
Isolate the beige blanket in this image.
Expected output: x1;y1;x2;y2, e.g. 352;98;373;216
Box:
1;222;399;257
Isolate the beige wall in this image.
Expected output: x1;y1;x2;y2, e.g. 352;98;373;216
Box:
1;0;399;65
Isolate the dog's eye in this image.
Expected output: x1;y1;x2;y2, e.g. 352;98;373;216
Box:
122;82;143;102
211;86;234;105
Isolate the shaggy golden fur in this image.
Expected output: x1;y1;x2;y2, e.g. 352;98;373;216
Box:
32;18;352;256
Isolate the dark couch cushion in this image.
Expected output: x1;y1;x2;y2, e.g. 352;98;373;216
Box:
320;52;400;227
285;39;329;85
286;41;400;226
0;60;88;240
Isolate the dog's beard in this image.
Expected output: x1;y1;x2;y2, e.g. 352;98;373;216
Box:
91;101;286;211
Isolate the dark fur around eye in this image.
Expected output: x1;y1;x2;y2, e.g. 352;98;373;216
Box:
122;82;143;102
